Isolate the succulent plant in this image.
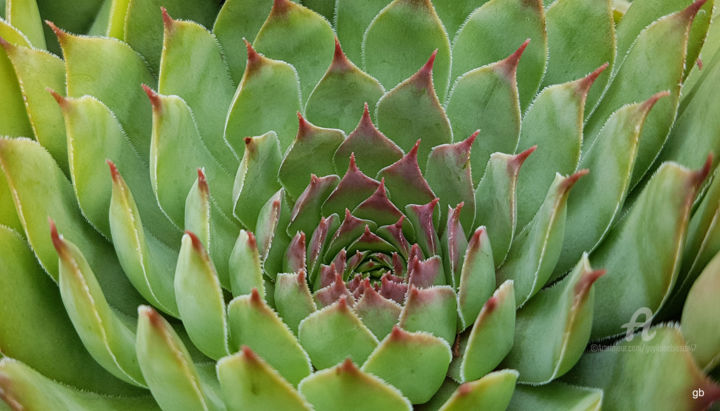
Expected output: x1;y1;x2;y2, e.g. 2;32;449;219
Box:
1;0;720;409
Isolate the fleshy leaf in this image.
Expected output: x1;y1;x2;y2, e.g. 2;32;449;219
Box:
158;10;237;171
432;0;486;37
306;40;385;133
590;160;708;339
1;41;67;172
399;285;457;344
299;359;412;411
228;230;265;297
0;359;158;411
233;131;282;230
55;24;154;159
497;171;587;307
450;281;515;383
323;154;381;217
681;252;720;371
425;133;477;230
354;279;403;339
474;147;535;265
452;0;547;109
584;1;705;186
279;115;345;200
457;227;495;330
0;138;142;314
297;297;378;369
287;175;339;238
174;232;229;360
0;226;142;395
566;326;720;410
224;41;301;158
555;93;666;276
438;369;518;411
445;42;524;183
375;52;452;167
515;66;605;228
216;347;311;411
334;0;388;63
441;204;468;288
146;88;235;227
333;103;404;177
503;255;605;383
253;0;335;99
227;289;312;386
275;271;316;335
363;0;451;100
284;232;306;274
362;326;452;404
378;141;437;211
405;199;441;257
5;0;44;48
212;0;273;83
109;162;179;317
0;22;32;138
508;382;603;410
136;306;223;411
256;189;292;279
543;0;615;112
50;223;145;387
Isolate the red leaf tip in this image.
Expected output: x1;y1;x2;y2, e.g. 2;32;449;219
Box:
49;218;65;257
389;325;408;340
197;168;208;194
47;88;67;107
272;0;293;14
692;153;713;187
574;269;606;297
682;0;708;20
641;91;670;113
0;35;11;49
339;358;358;374
45;20;65;40
243;38;261;67
250;287;262;304
560;169;589;192
160;7;174;29
142;84;161;110
107;159;120;182
184;230;204;252
577;63;609;95
297;269;307;285
498;39;530;78
241;345;259;361
331;37;353;71
484;296;498;313
141;305;165;330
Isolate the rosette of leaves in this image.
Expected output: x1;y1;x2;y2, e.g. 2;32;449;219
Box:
1;0;720;410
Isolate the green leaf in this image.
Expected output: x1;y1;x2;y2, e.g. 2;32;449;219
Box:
278;115;344;200
425;133;476;231
58;94;175;241
474;147;535;265
375;52;452;168
136;305;224;411
590;160;708;339
503;255;604;383
55;25;154;159
432;0;486;38
212;0;273;83
377;142;436;211
452;0;547;109
0;226;142;395
274;271;316;335
298;359;412;411
353;279;402;340
449;281;515;383
216;347;311;411
363;0;451;100
255;189;292;279
5;0;44;48
174;232;229;360
333;104;404;178
497;171;587;307
0;359;159;411
362;326;452;404
441;204;468;289
682;252;720;371
50;224;145;387
584;1;704;187
287;175;339;239
1;42;67;172
305;40;385;133
515;66;604;229
253;0;335;100
158;10;237;171
399;285;457;344
0;138;143;314
323;154;381;218
105;0;130;39
109;162;179;317
457;227;495;330
438;369;518;411
297;297;378;370
445;42;524;184
0;22;32;138
508;382;603;410
228;230;265;298
224;41;302;158
566;326;720;410
146;88;235;227
227;289;312;386
334;0;387;63
555;93;666;277
544;0;615;112
123;0;221;73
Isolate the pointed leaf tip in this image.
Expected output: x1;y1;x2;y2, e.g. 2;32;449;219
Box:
45;20;65;39
692;154;713;186
47;88;67;107
243;38;261;67
682;0;708;20
574;269;606;297
141;84;161;110
160;7;174;29
48;218;65;257
139;305;165;329
106;159;120;182
184;230;205;253
272;0;292;14
560;169;589;192
340;358;358;373
511;145;537;171
416;50;438;79
577;63;609;95
641;91;671;112
197;168;208;194
331;38;353;71
0;36;10;49
498;39;531;78
250;287;263;304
